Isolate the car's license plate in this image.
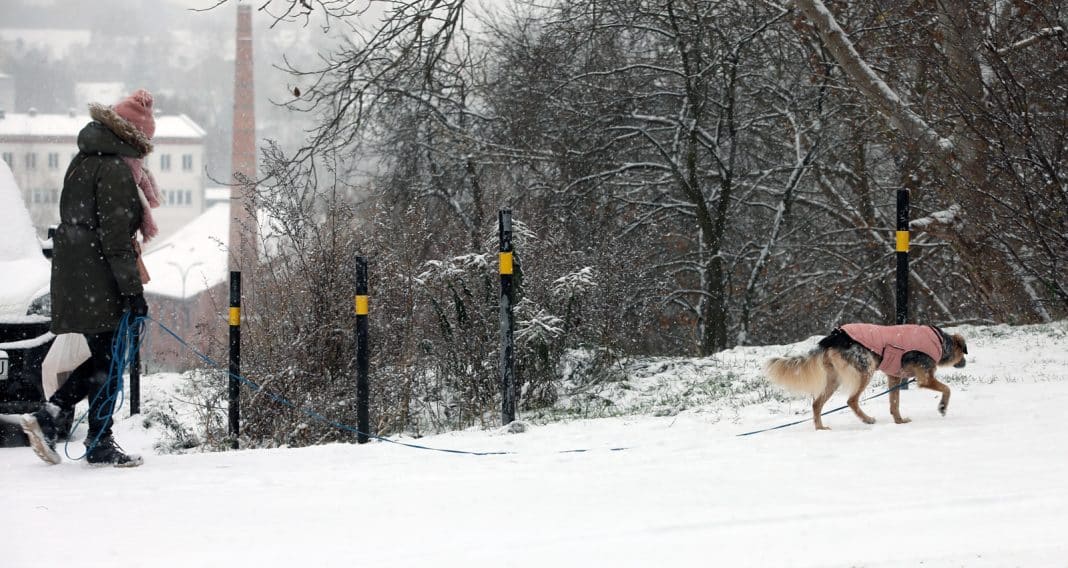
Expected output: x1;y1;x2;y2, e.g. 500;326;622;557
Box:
0;350;8;381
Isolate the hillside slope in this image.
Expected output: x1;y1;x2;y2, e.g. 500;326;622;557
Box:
1;322;1066;567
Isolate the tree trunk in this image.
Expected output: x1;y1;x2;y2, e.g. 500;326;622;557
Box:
795;0;1046;323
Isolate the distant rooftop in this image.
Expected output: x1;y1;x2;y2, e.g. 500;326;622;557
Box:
143;204;230;300
205;186;231;204
0;110;206;140
142;203;273;300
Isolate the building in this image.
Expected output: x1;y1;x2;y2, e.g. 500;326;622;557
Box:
141;204;231;371
139;201;271;371
145;5;261;372
0;107;206;239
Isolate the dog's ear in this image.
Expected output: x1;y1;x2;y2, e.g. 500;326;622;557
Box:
953;334;968;355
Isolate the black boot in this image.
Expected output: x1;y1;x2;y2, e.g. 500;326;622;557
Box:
55;407;75;441
86;435;143;468
20;402;62;465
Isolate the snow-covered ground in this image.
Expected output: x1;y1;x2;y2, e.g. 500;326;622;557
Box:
2;322;1066;567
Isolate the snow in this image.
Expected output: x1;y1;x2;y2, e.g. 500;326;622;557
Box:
1;321;1066;567
141;203;276;299
0;111;205;140
0;161;42;263
911;204;961;230
0;315;49;325
142;204;230;299
0;160;50;318
0;257;50;318
0;331;54;350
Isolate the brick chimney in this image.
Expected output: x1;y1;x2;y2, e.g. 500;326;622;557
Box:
229;4;257;270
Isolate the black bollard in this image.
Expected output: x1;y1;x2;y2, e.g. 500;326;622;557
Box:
228;271;241;448
355;257;370;444
895;189;910;389
499;210;517;425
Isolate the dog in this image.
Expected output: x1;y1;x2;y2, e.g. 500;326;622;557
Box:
765;323;968;430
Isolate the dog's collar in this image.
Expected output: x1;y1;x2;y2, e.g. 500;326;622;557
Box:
932;325;953;362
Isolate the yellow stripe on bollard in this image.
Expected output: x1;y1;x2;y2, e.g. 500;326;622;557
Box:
355;295;369;316
500;252;514;275
229;307;241;326
895;231;910;252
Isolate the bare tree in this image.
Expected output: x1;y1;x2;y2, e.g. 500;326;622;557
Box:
795;0;1067;321
187;0;1065;446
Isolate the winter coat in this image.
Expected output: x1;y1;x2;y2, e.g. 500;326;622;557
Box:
50;107;149;334
840;323;943;378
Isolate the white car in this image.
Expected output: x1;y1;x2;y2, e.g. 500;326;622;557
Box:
0;160;51;319
0;159;56;446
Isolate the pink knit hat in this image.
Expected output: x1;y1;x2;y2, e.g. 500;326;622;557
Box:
113;89;156;140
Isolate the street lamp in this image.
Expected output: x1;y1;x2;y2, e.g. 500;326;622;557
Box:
168;260;204;330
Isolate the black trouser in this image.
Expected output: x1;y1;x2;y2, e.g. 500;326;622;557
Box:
48;331;117;439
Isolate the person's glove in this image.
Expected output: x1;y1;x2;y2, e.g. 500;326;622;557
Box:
126;293;149;318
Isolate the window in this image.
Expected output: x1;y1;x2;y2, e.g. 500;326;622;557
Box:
160;154;171;171
25;153;36;170
33;189;57;203
182;154;193;171
1;152;12;167
48;152;60;169
169;189;193;206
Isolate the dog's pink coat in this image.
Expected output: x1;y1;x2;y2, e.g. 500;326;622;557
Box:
841;323;943;378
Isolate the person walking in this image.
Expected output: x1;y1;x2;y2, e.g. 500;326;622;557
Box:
20;89;162;467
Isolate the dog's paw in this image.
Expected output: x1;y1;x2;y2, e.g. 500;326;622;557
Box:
863;416;876;424
816;425;831;431
894;417;912;424
938;403;948;416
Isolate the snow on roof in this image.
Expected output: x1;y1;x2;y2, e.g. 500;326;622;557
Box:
142;204;230;300
204;186;231;203
0;111;205;140
0;160;50;316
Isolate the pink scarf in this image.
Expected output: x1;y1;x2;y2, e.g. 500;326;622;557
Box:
121;156;161;242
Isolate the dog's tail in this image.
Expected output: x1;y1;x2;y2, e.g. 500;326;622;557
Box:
765;349;827;396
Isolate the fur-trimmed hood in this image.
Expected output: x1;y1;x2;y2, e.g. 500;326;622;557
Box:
88;103;153;157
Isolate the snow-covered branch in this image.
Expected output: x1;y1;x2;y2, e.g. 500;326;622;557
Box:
996;27;1064;55
795;0;956;163
910;205;962;232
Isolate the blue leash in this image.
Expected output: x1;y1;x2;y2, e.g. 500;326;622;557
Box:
736;378;917;437
65;311;145;460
